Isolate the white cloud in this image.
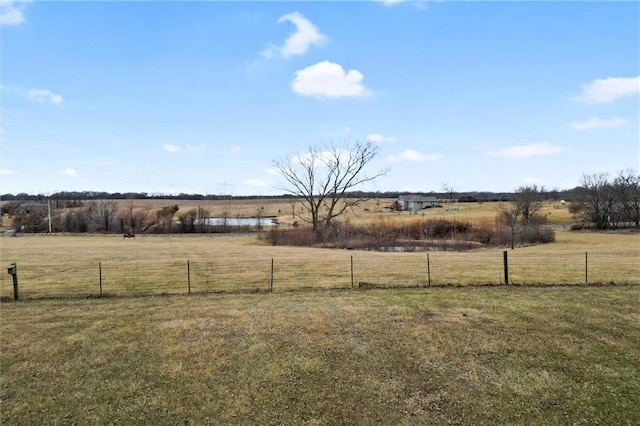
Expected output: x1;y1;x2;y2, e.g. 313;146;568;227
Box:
574;76;640;103
489;142;565;159
245;178;267;188
388;149;442;162
1;168;14;176
62;167;78;177
265;167;280;176
0;1;27;26
292;61;372;98
27;89;63;105
367;133;396;143
261;11;326;59
163;144;180;153
231;146;243;154
568;117;629;130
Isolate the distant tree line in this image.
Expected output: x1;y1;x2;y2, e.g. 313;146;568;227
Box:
1;188;580;203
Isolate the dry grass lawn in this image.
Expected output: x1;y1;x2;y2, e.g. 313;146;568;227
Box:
1;230;638;299
1;286;639;424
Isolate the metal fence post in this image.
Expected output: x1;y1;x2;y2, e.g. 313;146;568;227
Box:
427;254;431;287
350;255;354;288
99;262;103;296
270;258;274;292
585;252;588;285
503;251;509;285
187;260;191;295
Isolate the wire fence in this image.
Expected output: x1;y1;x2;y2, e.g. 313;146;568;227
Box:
2;251;639;300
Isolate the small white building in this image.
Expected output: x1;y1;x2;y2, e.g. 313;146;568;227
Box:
397;195;439;211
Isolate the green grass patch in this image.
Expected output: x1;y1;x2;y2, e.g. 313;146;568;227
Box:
2;286;639;424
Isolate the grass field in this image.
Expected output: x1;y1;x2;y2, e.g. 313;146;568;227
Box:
1;230;639;299
2;202;639;423
103;198;577;227
1;286;639;424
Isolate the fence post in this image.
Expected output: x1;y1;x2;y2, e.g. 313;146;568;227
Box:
187;260;191;295
585;252;588;285
503;251;509;285
427;254;431;287
7;263;18;300
99;262;102;296
350;255;354;288
270;258;274;292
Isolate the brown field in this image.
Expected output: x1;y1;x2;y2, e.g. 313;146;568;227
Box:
1;229;638;299
109;198;576;227
2;199;639;424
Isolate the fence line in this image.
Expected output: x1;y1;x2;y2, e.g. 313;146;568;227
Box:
1;251;639;300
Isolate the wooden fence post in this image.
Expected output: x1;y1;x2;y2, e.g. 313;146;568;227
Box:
427;254;431;287
8;263;18;300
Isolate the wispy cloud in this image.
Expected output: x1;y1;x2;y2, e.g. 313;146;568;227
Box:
573;76;640;103
261;11;326;59
388;149;442;162
367;133;396;143
231;146;243;154
163;144;180;153
62;167;78;177
489;142;565;159
568;117;629;130
27;89;63;105
1;168;15;176
0;0;27;26
292;61;372;98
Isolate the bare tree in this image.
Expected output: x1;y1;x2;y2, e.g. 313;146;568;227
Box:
613;169;640;228
498;205;520;250
274;141;387;232
579;173;617;229
441;182;456;202
513;185;544;226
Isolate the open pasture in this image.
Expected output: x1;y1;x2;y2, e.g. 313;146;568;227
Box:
1;230;638;299
113;198;576;227
1;286;639;424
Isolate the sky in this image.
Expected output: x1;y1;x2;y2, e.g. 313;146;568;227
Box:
1;0;639;196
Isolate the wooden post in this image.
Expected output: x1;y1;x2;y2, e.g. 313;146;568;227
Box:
503;251;509;285
187;260;191;295
427;254;431;287
270;258;274;292
350;255;354;288
585;252;588;285
8;263;18;300
99;262;103;296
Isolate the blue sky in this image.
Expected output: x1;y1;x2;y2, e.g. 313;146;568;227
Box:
1;0;638;196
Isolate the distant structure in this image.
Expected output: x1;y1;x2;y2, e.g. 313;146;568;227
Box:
396;195;439;211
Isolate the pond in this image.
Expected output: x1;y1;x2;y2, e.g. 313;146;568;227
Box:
204;217;278;227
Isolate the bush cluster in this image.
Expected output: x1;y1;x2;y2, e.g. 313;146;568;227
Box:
263;217;554;251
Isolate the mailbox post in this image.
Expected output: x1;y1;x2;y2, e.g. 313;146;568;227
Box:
7;263;18;300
